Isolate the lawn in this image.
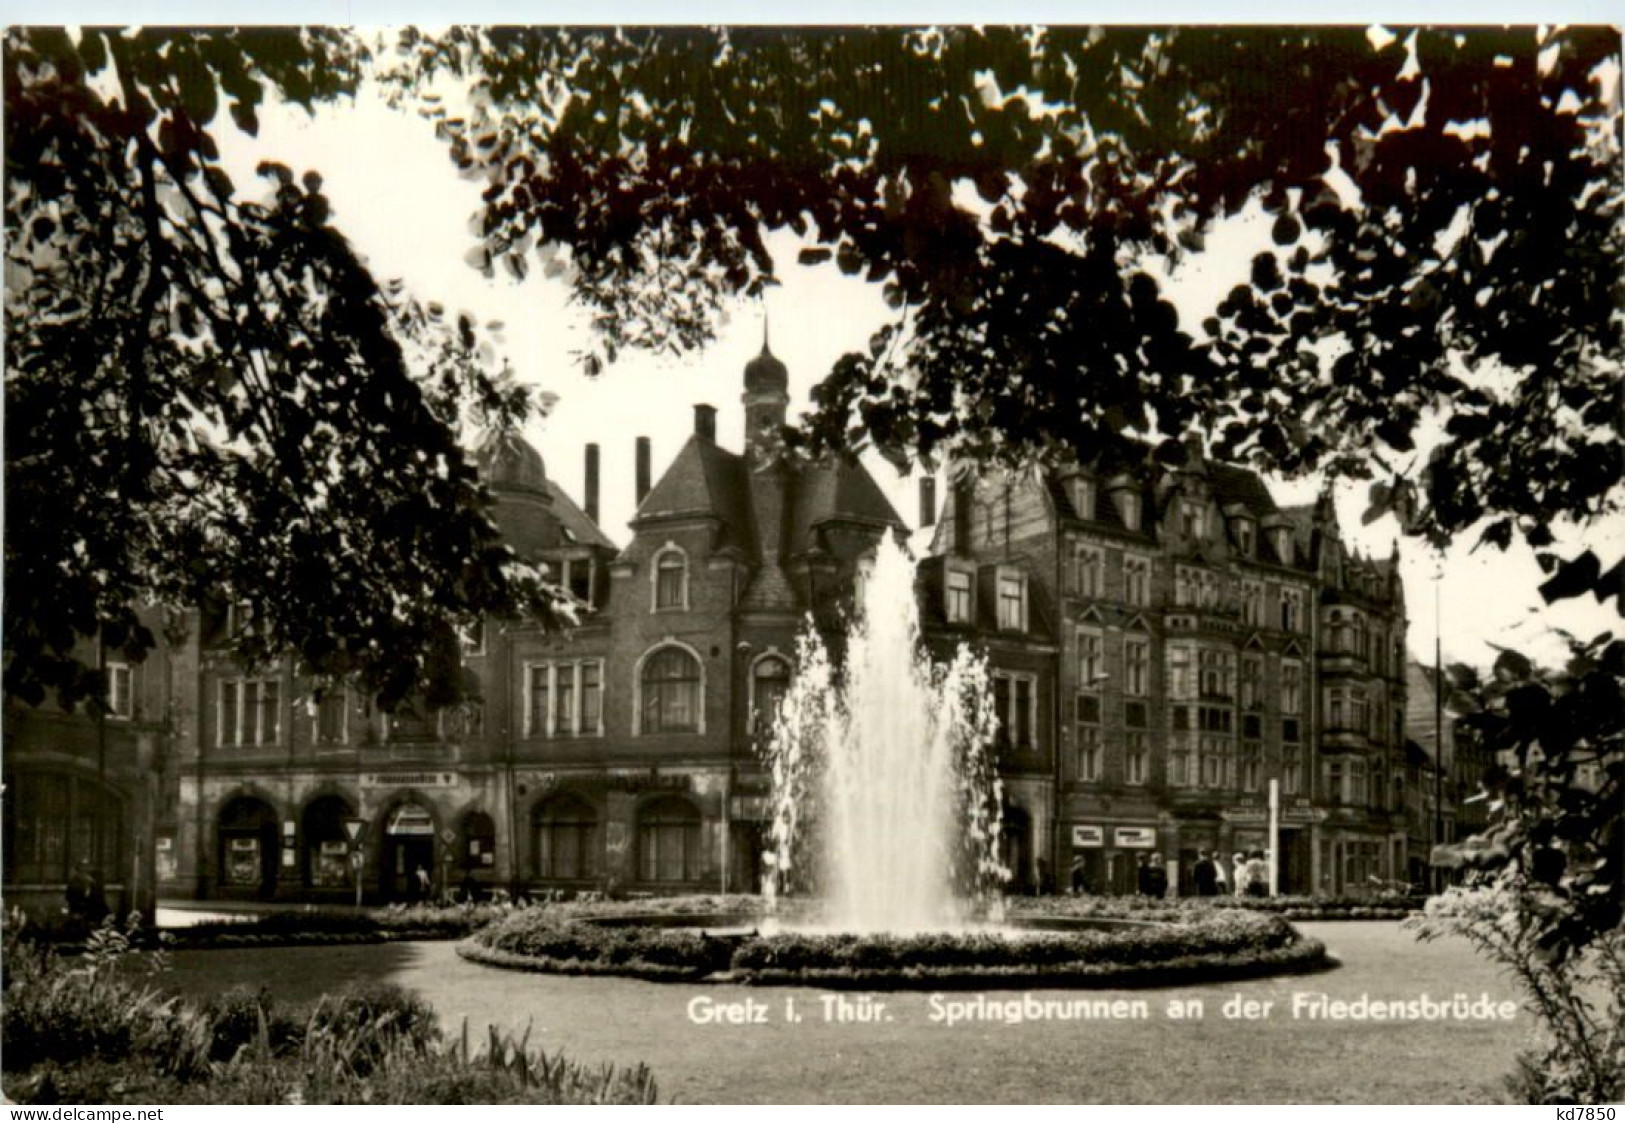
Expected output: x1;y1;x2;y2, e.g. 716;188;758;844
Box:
161;921;1535;1103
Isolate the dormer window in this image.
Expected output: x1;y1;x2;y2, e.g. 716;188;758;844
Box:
1115;491;1141;531
945;567;974;624
1234;519;1254;557
1070;477;1095;520
652;545;688;611
1271;527;1294;564
996;570;1028;632
854;555;876;607
1182;501;1207;539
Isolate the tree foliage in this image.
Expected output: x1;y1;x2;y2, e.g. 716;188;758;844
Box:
4;27;571;710
390;25;1621;559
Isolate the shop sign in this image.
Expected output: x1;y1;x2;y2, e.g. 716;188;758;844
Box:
1115;827;1157;849
1071;825;1104;848
1282;807;1329;824
1222;808;1268;824
361;772;458;788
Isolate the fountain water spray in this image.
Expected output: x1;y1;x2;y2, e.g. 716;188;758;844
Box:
761;533;1006;933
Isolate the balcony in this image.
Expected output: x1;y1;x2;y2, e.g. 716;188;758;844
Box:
1320;727;1370;753
1320;651;1370;677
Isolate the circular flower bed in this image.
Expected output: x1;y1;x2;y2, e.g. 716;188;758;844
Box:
458;902;1331;988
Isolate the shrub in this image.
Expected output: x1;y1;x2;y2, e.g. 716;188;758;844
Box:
1;911;662;1105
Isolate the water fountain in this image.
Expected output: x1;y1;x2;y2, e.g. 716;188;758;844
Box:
761;532;1007;932
462;532;1330;987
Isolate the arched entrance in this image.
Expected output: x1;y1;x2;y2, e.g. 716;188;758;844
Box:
301;794;355;892
218;795;279;898
380;801;437;902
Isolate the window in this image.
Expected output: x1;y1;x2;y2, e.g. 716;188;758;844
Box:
1071;544;1102;598
567;558;593;605
460;620;486;656
1201;735;1227;787
751;656;791;743
527;661;605;737
1167;645;1195;700
1183;501;1207;539
1281;587;1304;632
1239;742;1262;792
640;647;702;734
1235;519;1255;556
1070;477;1095;520
1169;737;1194;788
1349;758;1368;806
1175;566;1198;608
1199;571;1223;609
1283;752;1302;796
1124;556;1150;607
1283;717;1301;744
946;569;973;624
1125;732;1149;785
1325;760;1345;805
535;794;598;880
384;698;437;742
1115;491;1142;531
4;774;125;885
1281;659;1303;715
997;571;1027;631
106;662;132;719
638;797;702;882
225;602;253;640
1125;638;1149;696
1125;701;1148;728
994;672;1039;753
1240;654;1263;709
1199;649;1235;698
1077;627;1103;687
1240;581;1263;626
1077;724;1100;782
1371;763;1386;810
219;678;281;746
1242;712;1263;740
653;547;687;610
313;689;348;745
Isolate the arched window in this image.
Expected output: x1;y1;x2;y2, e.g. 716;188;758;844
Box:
302;794;354;889
638;797;702;883
218;795;279;895
751;655;791;743
640;645;702;734
653;546;687;610
533;795;597;880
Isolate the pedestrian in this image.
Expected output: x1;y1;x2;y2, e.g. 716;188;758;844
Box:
413;864;431;901
1070;857;1087;896
1246;850;1269;898
1146;852;1169;899
1136;853;1155;897
1192;849;1219;897
64;860;91;931
1213;853;1229;896
1232;851;1250;898
86;867;110;925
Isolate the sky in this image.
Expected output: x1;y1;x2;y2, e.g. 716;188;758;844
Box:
59;16;1625;672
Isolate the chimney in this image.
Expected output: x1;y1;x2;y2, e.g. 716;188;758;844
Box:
584;443;600;525
635;436;651;506
694;403;717;444
919;476;937;529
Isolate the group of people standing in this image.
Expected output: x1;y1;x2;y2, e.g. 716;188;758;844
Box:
1193;848;1270;898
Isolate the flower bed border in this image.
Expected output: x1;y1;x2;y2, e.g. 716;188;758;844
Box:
459;908;1333;989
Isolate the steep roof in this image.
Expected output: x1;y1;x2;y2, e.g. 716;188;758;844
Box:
633;436;756;553
543;479;617;551
1209;462;1279;520
787;458;906;553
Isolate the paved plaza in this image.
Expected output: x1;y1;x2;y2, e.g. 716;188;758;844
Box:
161;921;1533;1103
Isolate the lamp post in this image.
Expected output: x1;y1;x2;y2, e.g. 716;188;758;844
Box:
1433;566;1445;893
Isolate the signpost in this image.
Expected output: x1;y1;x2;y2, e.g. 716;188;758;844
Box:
343;818;366;909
